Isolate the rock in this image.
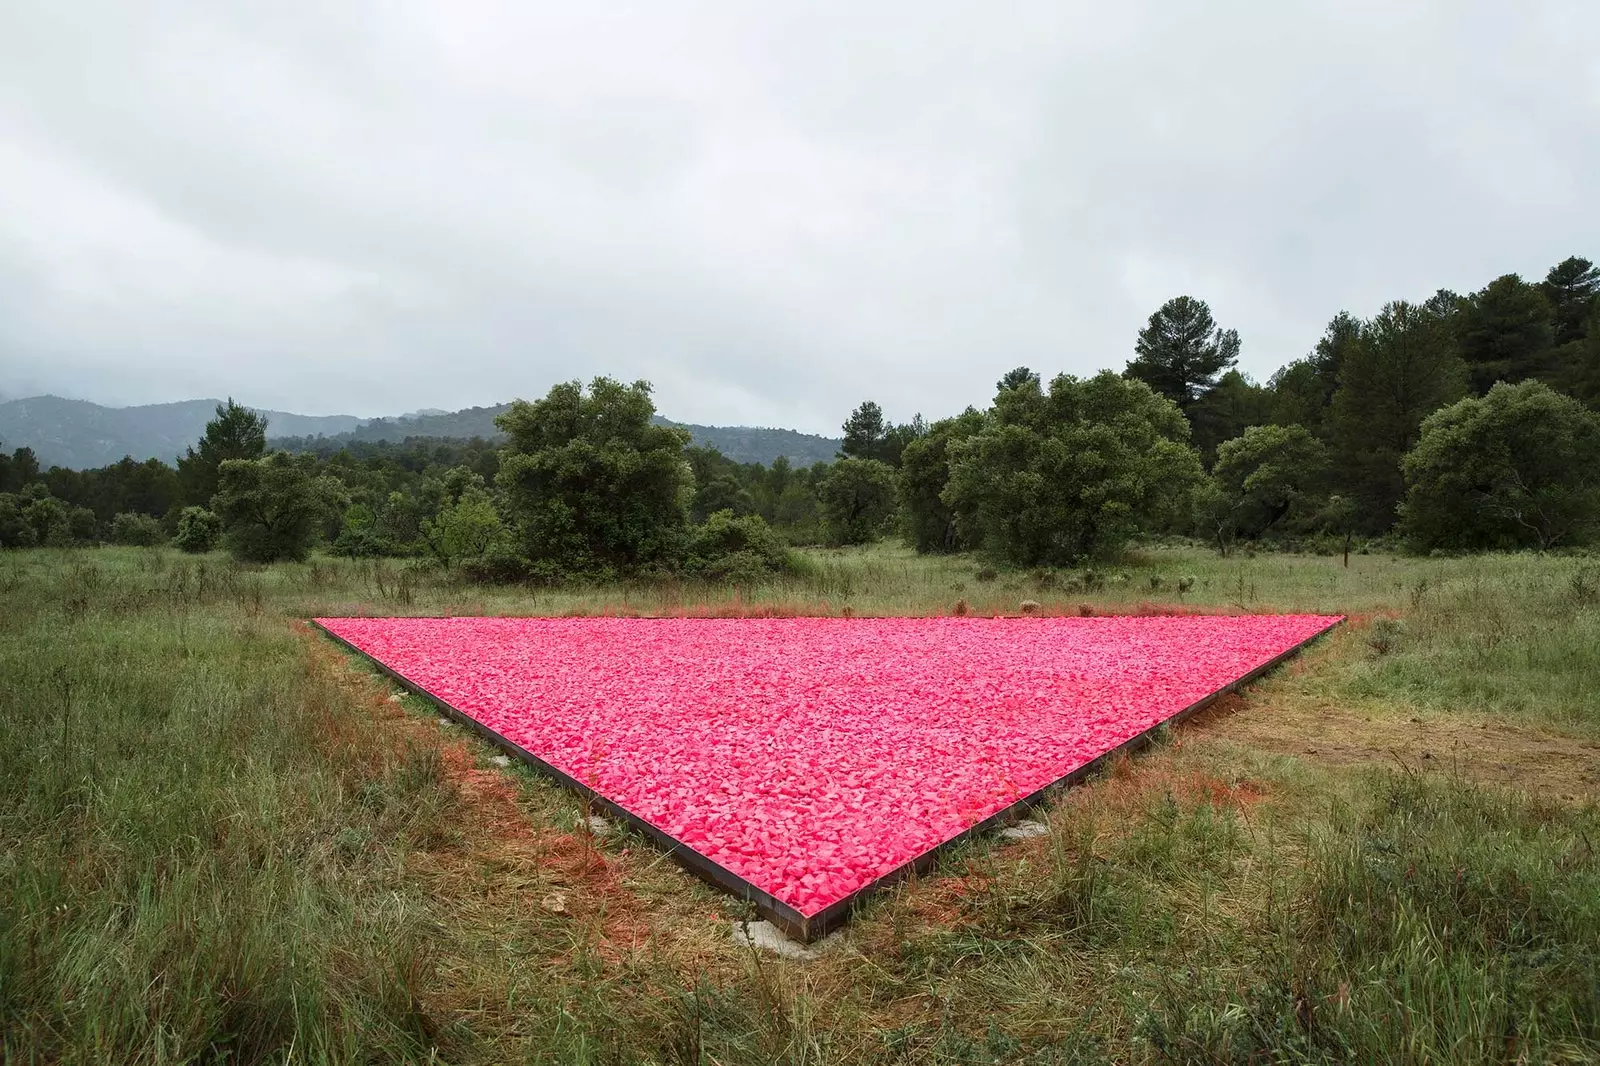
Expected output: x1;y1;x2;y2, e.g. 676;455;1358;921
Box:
730;920;821;959
1000;819;1049;841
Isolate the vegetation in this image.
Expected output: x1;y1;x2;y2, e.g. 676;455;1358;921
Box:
942;372;1202;564
1401;380;1600;551
1;543;1596;1062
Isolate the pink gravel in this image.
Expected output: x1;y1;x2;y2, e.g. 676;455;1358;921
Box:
316;614;1340;915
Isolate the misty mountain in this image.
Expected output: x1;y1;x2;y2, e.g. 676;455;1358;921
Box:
0;396;364;470
272;405;842;466
1;396;842;470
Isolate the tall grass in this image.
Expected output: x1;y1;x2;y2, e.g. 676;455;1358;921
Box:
0;544;1596;1062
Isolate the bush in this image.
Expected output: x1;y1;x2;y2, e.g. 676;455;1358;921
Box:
682;510;794;583
459;543;532;585
172;507;223;553
109;512;166;547
1401;380;1600;551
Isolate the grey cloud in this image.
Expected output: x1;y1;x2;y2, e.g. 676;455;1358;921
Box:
1;0;1596;434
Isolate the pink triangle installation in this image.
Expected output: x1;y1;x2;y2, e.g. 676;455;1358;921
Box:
316;614;1339;921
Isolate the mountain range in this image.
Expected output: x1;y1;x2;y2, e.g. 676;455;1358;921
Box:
0;395;843;470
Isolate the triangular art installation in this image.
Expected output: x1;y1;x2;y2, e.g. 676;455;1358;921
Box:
314;614;1341;939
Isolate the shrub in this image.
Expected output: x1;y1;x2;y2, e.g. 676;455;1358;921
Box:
459;543;532;585
172;507;223;553
1400;380;1600;550
682;511;794;583
109;512;166;547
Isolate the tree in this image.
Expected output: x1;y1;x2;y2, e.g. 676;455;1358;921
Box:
109;512;166;546
214;451;347;563
21;491;72;547
1400;381;1600;551
1455;274;1555;394
423;489;509;568
2;446;41;493
0;495;34;548
1328;301;1468;531
686;445;754;522
839;401;887;461
1124;296;1240;410
494;378;691;578
1188;369;1274;465
1541;256;1600;346
945;372;1204;565
178;399;268;506
899;409;985;553
1208;424;1329;541
173;506;223;553
817;458;898;546
877;414;926;468
1269;312;1362;437
332;504;385;558
996;367;1041;393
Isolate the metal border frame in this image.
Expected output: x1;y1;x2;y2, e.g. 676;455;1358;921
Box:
312;616;1342;942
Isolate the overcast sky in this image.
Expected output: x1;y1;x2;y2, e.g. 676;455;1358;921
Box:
1;2;1596;434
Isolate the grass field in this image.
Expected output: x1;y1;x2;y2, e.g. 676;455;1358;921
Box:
2;543;1597;1063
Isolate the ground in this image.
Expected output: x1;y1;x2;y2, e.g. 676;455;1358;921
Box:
1;542;1596;1064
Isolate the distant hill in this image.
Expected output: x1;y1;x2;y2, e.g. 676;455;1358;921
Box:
1;395;842;470
0;396;363;469
274;404;841;467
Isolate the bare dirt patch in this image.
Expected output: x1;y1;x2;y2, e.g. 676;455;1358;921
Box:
1194;692;1600;802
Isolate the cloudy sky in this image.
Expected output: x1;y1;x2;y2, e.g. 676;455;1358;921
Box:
1;2;1596;434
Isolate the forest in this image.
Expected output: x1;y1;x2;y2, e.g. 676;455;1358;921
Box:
3;254;1598;573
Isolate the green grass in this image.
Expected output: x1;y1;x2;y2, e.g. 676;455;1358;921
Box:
0;543;1597;1063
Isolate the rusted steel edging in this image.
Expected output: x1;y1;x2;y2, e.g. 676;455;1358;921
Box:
311;616;1343;942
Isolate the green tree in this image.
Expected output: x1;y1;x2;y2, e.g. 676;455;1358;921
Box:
109;511;166;546
686;445;754;522
67;506;97;544
178;399;268;506
173;506;223;553
1188;369;1274;465
0;495;33;548
1400;381;1600;550
996;367;1041;393
1540;256;1600;346
839;401;887;461
1208;424;1329;541
1269;311;1361;437
214;452;347;563
1124;296;1241;410
898;409;984;553
1329;301;1469;531
1456;274;1555;394
494;378;690;578
945;371;1203;564
332;504;385;558
2;446;41;493
20;487;72;547
817;458;898;546
423;489;509;568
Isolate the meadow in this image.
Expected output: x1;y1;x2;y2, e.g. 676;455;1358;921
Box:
1;543;1597;1064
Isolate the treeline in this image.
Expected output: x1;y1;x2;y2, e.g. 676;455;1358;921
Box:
3;254;1598;570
